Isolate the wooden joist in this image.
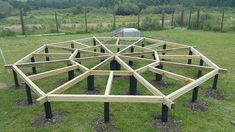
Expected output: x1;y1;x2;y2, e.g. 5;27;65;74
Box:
118;38;144;53
148;66;194;83
104;71;114;95
121;51;154;56
32;53;72;57
46;45;75;51
158;55;201;60
157;46;195;53
90;70;132;76
119;55;155;63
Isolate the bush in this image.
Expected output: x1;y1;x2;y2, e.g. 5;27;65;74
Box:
141;16;161;30
114;2;139;15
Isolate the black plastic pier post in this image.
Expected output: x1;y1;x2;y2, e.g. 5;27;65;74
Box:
104;102;109;123
44;101;53;119
129;46;134;66
155;64;163;81
31;57;37;74
45;47;50;61
68;64;75;81
197;59;204;77
87;75;94;91
161;104;168;122
12;70;20;88
93;38;96;52
191;86;199;103
188;50;193;64
141;41;144;58
162;44;166;55
212;74;219;89
25;83;33;104
129;76;137;95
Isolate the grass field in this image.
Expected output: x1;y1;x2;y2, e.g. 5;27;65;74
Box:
0;29;234;131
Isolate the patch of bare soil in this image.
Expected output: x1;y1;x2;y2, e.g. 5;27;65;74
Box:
84;86;101;94
31;112;65;128
151;80;169;88
95;118;117;132
16;98;35;106
0;82;8;89
205;89;224;100
150;114;181;132
184;101;208;112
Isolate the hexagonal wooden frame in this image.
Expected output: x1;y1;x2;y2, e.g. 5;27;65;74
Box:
5;36;227;110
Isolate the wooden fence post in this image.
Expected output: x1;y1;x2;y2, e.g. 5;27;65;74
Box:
161;10;165;29
180;10;184;27
85;11;88;33
188;10;192;29
20;8;25;35
55;11;59;33
137;13;140;29
221;9;225;32
113;13;116;30
196;9;200;30
171;10;175;28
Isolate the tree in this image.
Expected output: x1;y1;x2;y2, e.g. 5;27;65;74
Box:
0;0;13;19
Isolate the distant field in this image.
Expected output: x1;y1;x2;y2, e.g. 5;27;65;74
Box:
0;29;234;131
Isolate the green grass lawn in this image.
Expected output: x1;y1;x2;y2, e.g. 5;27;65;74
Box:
0;29;234;131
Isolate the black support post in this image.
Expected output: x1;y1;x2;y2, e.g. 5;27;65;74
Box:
25;83;33;104
104;102;109;123
100;47;105;62
162;44;166;61
93;38;96;52
155;64;163;81
87;75;94;91
161;104;168;122
13;70;20;88
68;64;74;81
197;59;204;78
44;101;53;119
45;47;50;61
141;41;145;58
110;60;116;70
129;46;134;66
191;86;199;103
31;57;37;74
129;76;137;95
212;74;219;89
188;50;193;64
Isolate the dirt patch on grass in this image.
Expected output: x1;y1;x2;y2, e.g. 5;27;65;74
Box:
0;82;8;89
151;80;169;88
150;114;181;132
84;86;101;94
31;112;65;128
184;101;208;112
95;118;117;132
205;89;224;100
16;98;35;106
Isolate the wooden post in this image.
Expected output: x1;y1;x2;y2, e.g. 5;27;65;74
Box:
161;104;168;122
129;46;134;66
221;9;224;32
129;76;137;95
12;70;20;88
44;101;53;119
104;102;109;123
20;8;25;35
25;83;33;104
161;10;165;29
188;10;192;29
212;74;219;89
180;10;184;27
68;64;74;81
55;11;59;33
137;13;140;29
31;57;37;74
85;11;88;33
187;50;193;64
87;75;94;91
196;9;200;30
45;47;50;61
113;13;116;30
171;10;175;28
155;64;163;81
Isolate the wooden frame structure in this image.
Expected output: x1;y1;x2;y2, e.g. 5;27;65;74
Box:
5;36;227;123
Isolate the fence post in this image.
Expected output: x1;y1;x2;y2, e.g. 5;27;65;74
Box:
196;9;200;30
188;10;192;29
55;11;59;33
180;10;184;27
20;8;25;35
221;9;224;32
137;13;140;29
171;10;175;28
161;10;165;29
113;13;116;30
84;11;88;33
